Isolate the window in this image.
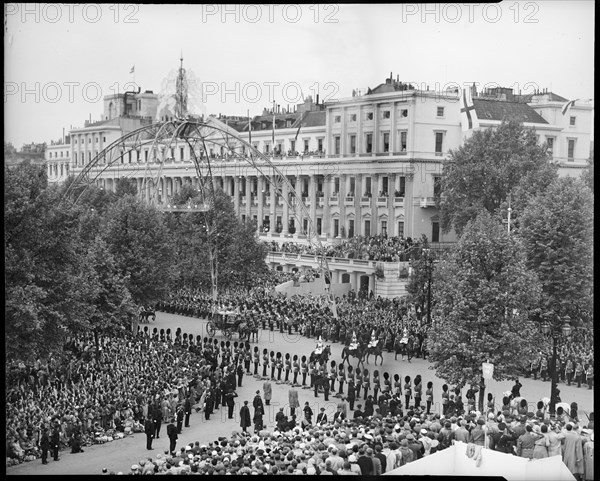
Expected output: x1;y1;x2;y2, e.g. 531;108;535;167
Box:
433;176;442;196
350;113;357;122
334;115;341;123
348;220;355;238
366;112;373;120
365;133;373;153
334;136;341;155
317;138;323;152
290;140;295;152
401;109;408;117
304;139;309;153
364;220;371;236
435;132;444;154
334;219;339;237
144;150;148;161
88;137;91;144
381;220;388;237
398;221;405;237
382;110;391;119
317;218;322;235
383;132;390;152
567;139;576;160
180;147;184;161
570;116;576;126
432;221;440;242
400;131;407;152
437;107;444;117
382;177;388;194
74;152;77;163
103;136;106;143
398;176;406;197
546;137;554;158
241;214;246;223
334;177;340;193
265;144;270;154
349;177;355;196
128;151;132;163
350;134;356;154
365;177;371;196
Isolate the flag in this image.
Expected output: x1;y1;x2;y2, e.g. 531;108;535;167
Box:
247;110;252;144
294;110;307;143
130;66;135;74
272;113;276;154
561;99;579;116
460;87;479;131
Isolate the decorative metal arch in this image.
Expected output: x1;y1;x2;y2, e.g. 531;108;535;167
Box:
62;116;338;316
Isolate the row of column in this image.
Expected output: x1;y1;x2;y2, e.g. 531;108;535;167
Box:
274;264;373;293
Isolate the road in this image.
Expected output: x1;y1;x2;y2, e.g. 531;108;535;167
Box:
7;310;594;475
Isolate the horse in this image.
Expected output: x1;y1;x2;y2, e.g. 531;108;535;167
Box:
341;343;366;370
238;320;259;343
309;345;331;365
365;338;385;366
139;307;156;323
394;335;414;361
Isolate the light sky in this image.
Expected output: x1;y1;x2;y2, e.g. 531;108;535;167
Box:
4;2;595;147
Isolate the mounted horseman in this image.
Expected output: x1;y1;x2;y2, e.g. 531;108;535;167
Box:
341;331;366;369
309;337;331;365
394;326;415;361
365;329;385;366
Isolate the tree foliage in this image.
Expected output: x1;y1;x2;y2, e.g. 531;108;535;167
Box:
519;176;593;328
439;120;558;236
426;210;544;389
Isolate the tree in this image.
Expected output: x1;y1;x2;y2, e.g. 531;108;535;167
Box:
406;237;433;320
101;195;176;305
519;176;593;329
5;163;96;360
580;156;594;193
426;210;544;411
439;120;558;236
115;177;138;197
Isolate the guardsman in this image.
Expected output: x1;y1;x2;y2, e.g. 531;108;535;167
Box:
292;355;300;386
301;355;309;388
329;360;337;392
337;363;346;396
160;329;165;342
270;351;276;380
373;369;381;400
253;346;260;377
284;353;292;384
363;368;371;401
262;348;269;379
383;372;392;394
355;366;363;399
276;352;284;382
244;342;252;374
349;331;359;351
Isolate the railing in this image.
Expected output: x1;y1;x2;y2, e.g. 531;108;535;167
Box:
360;196;371;206
344;196;354;205
393;197;404;205
329;196;339;205
377;196;389;206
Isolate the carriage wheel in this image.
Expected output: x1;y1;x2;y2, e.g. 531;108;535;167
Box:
206;322;216;337
224;329;233;340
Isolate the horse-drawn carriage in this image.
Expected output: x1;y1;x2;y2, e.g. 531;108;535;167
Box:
206;309;257;341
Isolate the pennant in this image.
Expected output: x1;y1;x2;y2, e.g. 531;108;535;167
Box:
130;66;135;74
561;99;579;116
294;110;307;143
460;87;479;131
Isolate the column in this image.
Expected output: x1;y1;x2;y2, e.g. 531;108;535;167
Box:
339;174;347;237
373;103;379;156
309;174;317;237
405;173;415;238
245;175;252;221
389;172;396;233
257;176;264;233
233;176;240;215
356;173;363;236
270;175;277;232
323;176;330;238
356;105;363;154
282;178;290;235
340;106;346;156
390;101;396;153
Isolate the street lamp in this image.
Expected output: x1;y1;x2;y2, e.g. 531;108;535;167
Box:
540;316;573;417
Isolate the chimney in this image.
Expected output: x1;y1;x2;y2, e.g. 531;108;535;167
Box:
62;127;65;144
316;94;319;105
397;74;399;82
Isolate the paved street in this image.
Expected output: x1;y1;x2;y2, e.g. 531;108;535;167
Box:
7;310;594;475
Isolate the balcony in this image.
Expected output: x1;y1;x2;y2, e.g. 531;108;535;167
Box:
241;196;247;205
393;196;405;206
265;196;271;206
344;196;355;206
251;195;258;205
419;196;436;208
360;196;371;206
277;196;283;206
317;196;324;207
329;196;339;206
377;196;389;207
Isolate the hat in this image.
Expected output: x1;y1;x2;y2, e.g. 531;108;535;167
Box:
131;464;139;471
477;419;485;425
256;390;260;394
406;433;415;441
420;429;428;435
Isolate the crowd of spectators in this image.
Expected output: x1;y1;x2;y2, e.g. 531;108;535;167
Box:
266;234;425;262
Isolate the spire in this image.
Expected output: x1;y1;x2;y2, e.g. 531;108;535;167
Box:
175;53;188;119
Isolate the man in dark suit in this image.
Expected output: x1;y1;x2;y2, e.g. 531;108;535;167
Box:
353;404;364;419
166;417;178;455
225;389;238;419
236;362;244;387
153;404;163;440
347;380;356;411
144;416;154;450
40;427;50;464
50;425;60;461
176;404;184;434
316;407;327;425
184;396;192;428
240;400;252;433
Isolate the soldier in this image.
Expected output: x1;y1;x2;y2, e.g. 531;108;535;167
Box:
355;366;363;399
270;350;276;380
337;363;346;396
565;358;574;386
244;343;252;374
292;354;300;386
253;346;261;377
262;348;269;379
301;355;309;388
363;368;371;401
383;372;392;395
176;404;184;434
373;370;381;400
276;352;284;383
330;360;337;393
347;378;356;411
284;353;292;384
